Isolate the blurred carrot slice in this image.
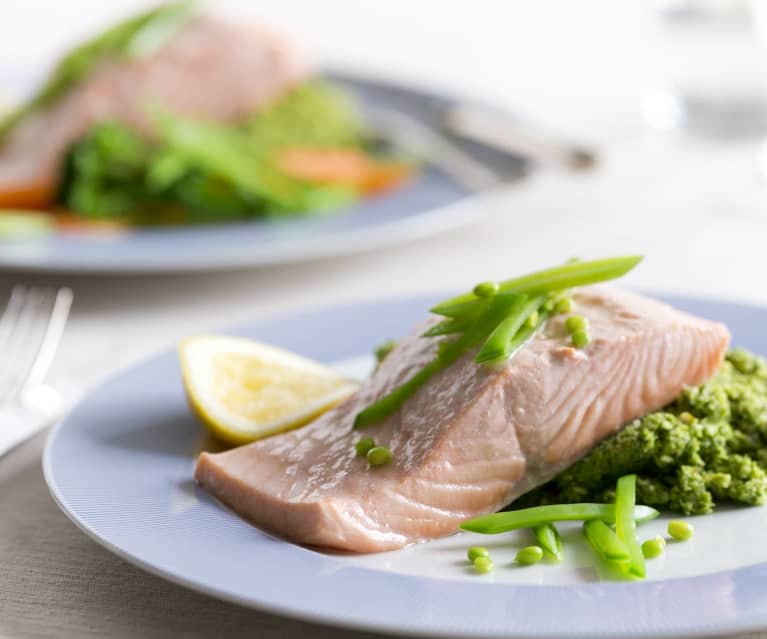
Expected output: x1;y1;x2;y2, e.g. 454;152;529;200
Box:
276;147;413;196
53;210;129;235
0;177;56;209
359;162;413;196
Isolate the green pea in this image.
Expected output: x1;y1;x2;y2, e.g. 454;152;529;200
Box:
355;437;375;457
571;329;591;348
641;535;666;559
473;556;494;574
668;520;694;541
473;281;499;298
565;315;589;333
367;446;393;466
554;296;573;314
515;545;544;566
525;310;540;329
467;546;490;562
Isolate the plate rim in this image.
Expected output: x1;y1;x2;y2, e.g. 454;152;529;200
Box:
41;293;767;638
2;186;515;275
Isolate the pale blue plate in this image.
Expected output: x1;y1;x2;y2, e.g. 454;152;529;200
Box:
0;72;528;274
43;294;767;638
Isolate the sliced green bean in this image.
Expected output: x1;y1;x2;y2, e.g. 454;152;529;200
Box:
533;523;563;561
460;503;659;534
583;519;630;562
421;316;474;338
431;256;643;316
615;474;646;579
475;295;541;364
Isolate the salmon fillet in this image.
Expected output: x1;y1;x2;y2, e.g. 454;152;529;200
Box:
0;14;309;195
195;286;730;552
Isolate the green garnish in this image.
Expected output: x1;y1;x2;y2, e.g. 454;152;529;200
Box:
467;546;490;562
430;256;642;317
515;546;544;566
473;556;494;574
533;523;563;561
355;437;375;457
355;292;527;428
668;520;694;541
57;81;366;222
355;256;642;428
565;315;589;333
615;474;646;578
571;329;591;349
641;535;666;559
459;503;659;534
473;281;499;298
475;295;544;364
373;340;397;365
553;296;573;314
583;519;630;562
0;1;199;142
366;446;393;466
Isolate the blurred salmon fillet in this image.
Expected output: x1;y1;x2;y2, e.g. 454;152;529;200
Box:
0;13;309;205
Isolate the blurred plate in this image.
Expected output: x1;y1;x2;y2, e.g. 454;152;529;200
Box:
0;71;529;274
44;293;767;638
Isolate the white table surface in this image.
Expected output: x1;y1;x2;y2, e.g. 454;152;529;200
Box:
2;1;767;637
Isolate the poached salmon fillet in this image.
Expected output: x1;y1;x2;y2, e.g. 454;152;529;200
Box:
195;285;729;552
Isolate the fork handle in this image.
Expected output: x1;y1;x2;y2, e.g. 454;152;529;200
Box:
444;105;598;173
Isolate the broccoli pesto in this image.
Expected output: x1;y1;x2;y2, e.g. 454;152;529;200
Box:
522;348;767;515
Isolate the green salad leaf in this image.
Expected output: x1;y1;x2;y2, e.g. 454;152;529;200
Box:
56;81;367;222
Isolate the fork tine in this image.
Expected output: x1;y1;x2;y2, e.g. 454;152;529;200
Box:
0;288;48;404
24;288;73;389
0;287;72;405
0;285;28;357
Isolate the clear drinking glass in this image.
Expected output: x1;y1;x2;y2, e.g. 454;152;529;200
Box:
644;0;767;137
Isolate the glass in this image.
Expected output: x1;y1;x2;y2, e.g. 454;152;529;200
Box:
644;0;767;137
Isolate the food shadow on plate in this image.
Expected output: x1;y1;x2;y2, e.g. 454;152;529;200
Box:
95;410;205;459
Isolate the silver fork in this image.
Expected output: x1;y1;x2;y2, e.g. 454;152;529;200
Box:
0;286;73;436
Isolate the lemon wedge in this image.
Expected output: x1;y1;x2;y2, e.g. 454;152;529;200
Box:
179;335;359;445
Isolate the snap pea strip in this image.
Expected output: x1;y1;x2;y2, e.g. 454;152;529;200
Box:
460;503;659;534
615;474;646;578
583;519;630;562
431;256;642;318
533;523;563;561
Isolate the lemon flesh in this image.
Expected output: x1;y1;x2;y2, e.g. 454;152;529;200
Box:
180;335;359;445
